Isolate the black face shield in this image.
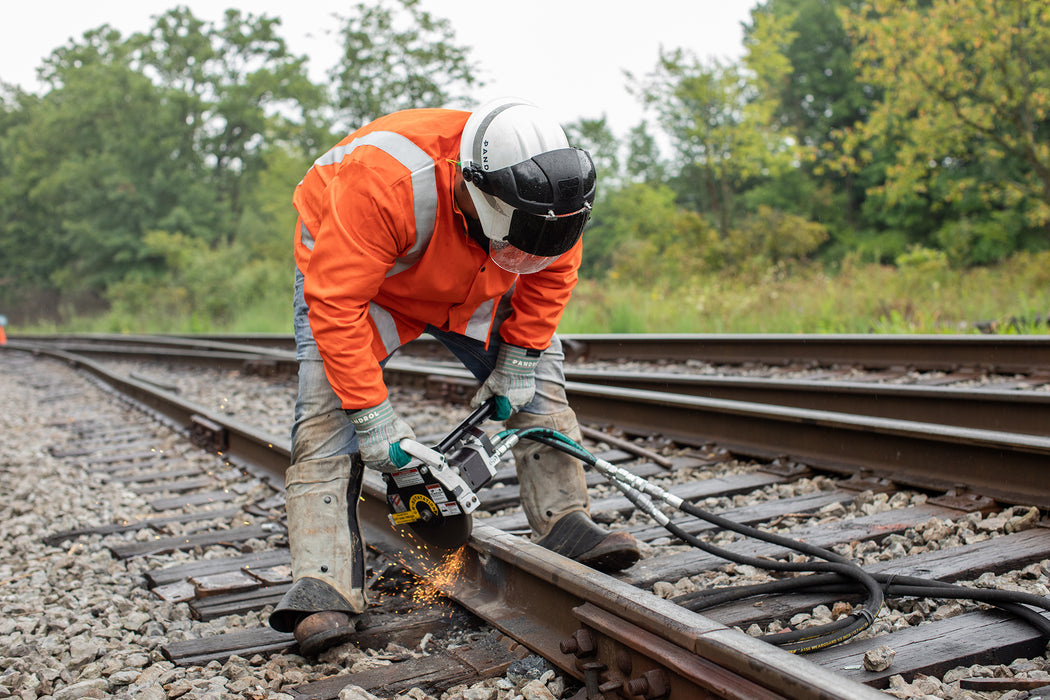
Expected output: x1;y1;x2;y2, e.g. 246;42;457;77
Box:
463;147;596;261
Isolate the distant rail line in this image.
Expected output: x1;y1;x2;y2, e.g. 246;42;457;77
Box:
18;331;1050;374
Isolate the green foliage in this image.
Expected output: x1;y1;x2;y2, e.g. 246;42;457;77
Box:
131;7;326;238
746;0;868;148
330;0;481;127
559;251;1050;335
2;58;201;303
895;245;950;277
726;206;829;269
581;182;721;280
4;0;1050;337
933;212;1021;267
624;122;669;185
743;0;875;242
825;227;910;265
234;146;315;262
0;6;334;323
104;230;289;331
839;0;1050;241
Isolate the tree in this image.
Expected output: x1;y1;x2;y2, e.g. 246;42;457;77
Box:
2;66;195;320
632;48;799;237
743;0;872;232
131;7;326;242
840;0;1050;246
745;0;869;149
726;205;829;268
581;182;721;280
0;8;326;322
330;0;481;128
564;116;620;191
624;121;669;186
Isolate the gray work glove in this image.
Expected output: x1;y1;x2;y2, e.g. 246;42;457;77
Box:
470;343;541;421
346;399;415;472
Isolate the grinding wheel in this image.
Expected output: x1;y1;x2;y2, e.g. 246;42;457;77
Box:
408;511;473;550
385;472;474;550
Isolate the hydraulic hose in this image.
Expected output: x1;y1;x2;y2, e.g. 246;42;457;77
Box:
504;428;884;650
676;571;1050;638
503;426;1050;654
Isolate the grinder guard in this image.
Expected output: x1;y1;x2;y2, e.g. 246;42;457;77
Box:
383;400;506;549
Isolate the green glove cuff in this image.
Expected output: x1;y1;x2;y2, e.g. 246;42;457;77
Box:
388;442;411;469
491;395;513;421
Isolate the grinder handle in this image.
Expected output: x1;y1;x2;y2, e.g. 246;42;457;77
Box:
435;398;497;453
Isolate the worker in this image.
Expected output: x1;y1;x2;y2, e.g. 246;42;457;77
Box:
0;315;7;345
268;98;641;654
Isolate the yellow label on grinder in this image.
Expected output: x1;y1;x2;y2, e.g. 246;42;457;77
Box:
390;494;439;524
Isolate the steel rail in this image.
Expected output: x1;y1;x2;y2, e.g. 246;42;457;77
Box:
245;331;1050;373
16;332;1050;374
3;344;885;700
565;368;1050;437
379;361;1050;509
558;333;1050;374
177;331;1050;373
10;333;291;358
6;339;299;374
388;358;1050;438
14;339;1050;507
12;339;1050;438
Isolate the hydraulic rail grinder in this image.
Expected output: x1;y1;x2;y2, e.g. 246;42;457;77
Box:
382;400;508;549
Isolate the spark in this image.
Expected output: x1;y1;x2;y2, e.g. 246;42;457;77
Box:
411;548;468;606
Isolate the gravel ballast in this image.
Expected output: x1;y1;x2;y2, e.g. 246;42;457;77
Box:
2;349;1050;699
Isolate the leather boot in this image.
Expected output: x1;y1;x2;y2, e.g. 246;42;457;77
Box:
507;408;640;572
269;455;366;655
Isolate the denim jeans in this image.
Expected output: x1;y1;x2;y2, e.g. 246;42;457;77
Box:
291;269;571;465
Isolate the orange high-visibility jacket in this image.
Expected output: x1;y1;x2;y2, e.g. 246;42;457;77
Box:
294;108;582;411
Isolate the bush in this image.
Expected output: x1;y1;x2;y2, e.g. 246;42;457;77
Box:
725;206;829;269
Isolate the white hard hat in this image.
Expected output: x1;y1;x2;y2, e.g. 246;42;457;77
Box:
459;97;596;273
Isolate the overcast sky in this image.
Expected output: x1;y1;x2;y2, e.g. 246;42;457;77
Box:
1;1;760;136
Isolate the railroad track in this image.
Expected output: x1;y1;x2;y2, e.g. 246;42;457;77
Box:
17;331;1050;375
4;335;1050;700
12;333;1050;440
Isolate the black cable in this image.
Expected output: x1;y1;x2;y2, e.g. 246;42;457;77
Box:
676;571;1050;637
657;513;881;651
508;428;1050;652
514;429;884;650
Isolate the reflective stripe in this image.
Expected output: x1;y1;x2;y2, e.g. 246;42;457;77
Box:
300;221;315;251
463;298;495;342
310;131;438;277
369;302;402;357
386;160;437;277
470;101;527;169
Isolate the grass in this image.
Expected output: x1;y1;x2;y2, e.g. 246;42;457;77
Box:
558;252;1050;335
12;252;1050;336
